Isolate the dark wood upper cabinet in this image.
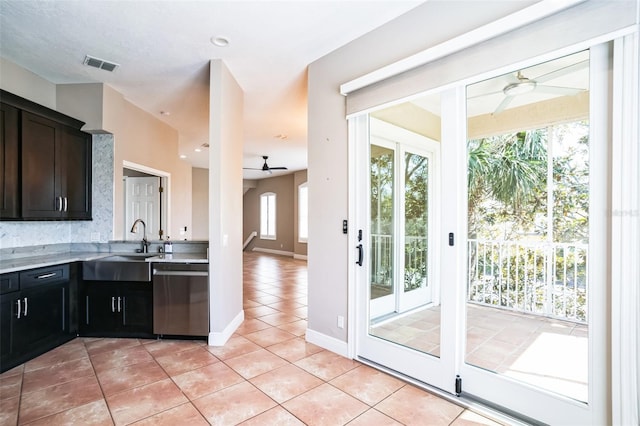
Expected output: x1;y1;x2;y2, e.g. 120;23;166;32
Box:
0;103;19;219
0;90;92;221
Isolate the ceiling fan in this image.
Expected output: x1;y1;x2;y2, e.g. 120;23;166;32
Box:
243;156;288;174
473;59;589;115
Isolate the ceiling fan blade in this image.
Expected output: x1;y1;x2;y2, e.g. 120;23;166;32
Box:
268;167;288;170
493;95;514;115
534;59;589;83
243;167;263;170
467;89;504;100
535;85;585;96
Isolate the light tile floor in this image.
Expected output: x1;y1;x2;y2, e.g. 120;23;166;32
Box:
372;303;588;402
0;252;503;425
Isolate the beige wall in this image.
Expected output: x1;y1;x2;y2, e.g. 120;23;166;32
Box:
243;174;295;254
0;57;56;109
192;167;209;240
56;83;104;132
101;84;192;240
208;59;244;345
0;58;194;243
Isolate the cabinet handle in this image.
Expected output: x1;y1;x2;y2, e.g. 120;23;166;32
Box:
57;196;63;212
111;296;115;312
23;297;28;316
36;272;57;280
63;197;68;212
16;299;21;319
117;296;121;312
122;297;126;325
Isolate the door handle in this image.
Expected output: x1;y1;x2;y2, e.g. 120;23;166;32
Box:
117;297;121;313
356;244;364;266
16;299;21;319
111;296;115;312
23;297;28;316
63;197;68;212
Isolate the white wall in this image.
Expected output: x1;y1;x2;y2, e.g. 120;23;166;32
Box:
208;59;244;345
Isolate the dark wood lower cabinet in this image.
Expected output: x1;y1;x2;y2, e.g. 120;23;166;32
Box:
0;279;72;373
79;282;153;338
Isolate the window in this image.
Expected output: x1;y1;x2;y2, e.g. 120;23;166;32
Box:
298;183;308;243
260;192;276;239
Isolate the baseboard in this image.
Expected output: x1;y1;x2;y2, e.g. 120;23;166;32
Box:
293;254;308;260
208;310;244;346
305;328;350;358
252;247;294;257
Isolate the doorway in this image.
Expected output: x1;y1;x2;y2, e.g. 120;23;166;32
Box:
352;47;609;424
122;161;170;241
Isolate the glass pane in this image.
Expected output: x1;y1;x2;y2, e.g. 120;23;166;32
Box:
260;195;268;236
404;152;429;295
370;144;395;302
465;51;590;402
366;90;442;359
268;195;276;236
299;185;308;240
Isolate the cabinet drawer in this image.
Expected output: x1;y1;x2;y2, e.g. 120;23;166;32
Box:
20;264;69;289
0;272;19;294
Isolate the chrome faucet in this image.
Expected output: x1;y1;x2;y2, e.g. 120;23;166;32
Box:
130;219;149;253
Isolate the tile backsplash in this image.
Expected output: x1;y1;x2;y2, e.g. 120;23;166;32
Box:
0;134;114;249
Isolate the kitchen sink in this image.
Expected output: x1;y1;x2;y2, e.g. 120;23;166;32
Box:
83;254;154;282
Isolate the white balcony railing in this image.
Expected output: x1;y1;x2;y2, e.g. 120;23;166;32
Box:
468;239;588;323
370;234;428;291
370;234;588;323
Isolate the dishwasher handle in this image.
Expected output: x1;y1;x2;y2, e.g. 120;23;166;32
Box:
153;270;208;277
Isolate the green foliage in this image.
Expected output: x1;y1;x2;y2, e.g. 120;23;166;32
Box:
467;122;590;321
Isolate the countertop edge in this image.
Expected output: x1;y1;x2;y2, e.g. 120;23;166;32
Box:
0;252;208;274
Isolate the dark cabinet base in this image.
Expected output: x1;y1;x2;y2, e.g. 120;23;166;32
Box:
0;265;74;374
79;281;154;338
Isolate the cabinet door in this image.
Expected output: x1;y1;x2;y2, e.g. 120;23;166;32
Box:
21;112;62;218
61;128;92;220
120;283;153;335
0;103;19;219
82;283;120;335
0;293;17;368
13;283;68;354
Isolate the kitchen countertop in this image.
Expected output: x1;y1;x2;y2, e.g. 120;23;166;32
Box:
0;251;208;274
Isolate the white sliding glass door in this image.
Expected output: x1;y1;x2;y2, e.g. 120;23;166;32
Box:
352;45;611;425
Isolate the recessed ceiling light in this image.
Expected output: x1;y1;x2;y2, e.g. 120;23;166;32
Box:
160;111;171;116
179;154;187;159
195;148;201;152
211;36;230;47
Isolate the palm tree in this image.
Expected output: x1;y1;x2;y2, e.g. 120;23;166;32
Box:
467;130;548;240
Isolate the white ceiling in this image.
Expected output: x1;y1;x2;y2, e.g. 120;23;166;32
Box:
0;0;423;177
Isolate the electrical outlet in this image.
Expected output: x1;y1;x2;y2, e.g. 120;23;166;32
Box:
337;316;345;329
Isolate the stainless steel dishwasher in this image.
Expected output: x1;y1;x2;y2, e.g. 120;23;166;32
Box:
152;263;209;337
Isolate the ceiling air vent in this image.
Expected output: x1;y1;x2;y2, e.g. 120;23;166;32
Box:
83;55;119;72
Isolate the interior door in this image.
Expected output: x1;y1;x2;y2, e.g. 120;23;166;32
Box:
125;176;161;240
